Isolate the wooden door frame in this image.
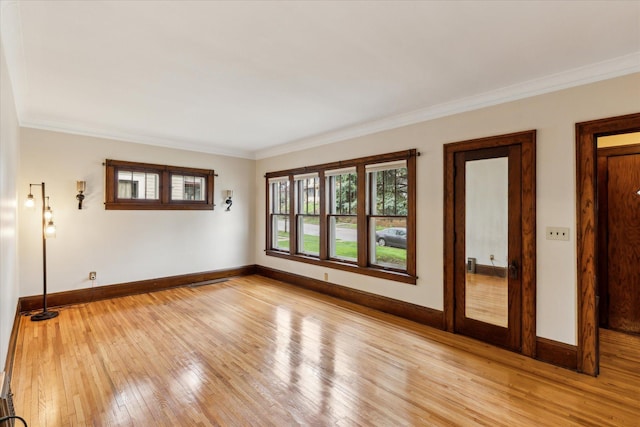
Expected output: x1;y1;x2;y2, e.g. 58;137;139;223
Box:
444;130;536;357
575;113;640;376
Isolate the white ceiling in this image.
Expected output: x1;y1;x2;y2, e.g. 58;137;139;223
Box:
1;1;639;159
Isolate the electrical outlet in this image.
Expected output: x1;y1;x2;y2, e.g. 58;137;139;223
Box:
546;227;570;241
323;272;328;281
489;254;495;261
89;271;96;280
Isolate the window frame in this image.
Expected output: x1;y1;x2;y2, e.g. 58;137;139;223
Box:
295;174;321;257
105;159;216;210
268;177;292;252
326;168;358;263
367;161;409;272
265;149;417;284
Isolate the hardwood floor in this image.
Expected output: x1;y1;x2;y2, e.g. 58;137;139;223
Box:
10;275;640;426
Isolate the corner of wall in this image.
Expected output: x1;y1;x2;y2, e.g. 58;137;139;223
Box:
0;30;21;372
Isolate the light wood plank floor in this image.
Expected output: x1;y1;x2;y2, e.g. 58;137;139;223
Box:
11;275;640;426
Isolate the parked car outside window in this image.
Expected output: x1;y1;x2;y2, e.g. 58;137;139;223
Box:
375;227;407;249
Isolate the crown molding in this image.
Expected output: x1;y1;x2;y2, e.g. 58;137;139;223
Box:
19;119;256;159
254;52;640;160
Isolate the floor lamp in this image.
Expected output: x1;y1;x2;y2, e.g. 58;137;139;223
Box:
25;182;59;321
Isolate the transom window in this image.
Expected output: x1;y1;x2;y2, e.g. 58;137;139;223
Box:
105;159;215;210
266;150;417;284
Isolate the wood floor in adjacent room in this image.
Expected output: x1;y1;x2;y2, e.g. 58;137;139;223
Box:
10;275;640;426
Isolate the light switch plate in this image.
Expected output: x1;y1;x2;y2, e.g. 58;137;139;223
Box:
546;227;570;241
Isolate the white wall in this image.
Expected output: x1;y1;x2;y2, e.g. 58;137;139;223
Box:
18;129;255;297
0;33;20;371
255;73;640;346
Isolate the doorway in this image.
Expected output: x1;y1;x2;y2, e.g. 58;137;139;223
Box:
444;131;536;356
597;136;640;334
576;112;640;376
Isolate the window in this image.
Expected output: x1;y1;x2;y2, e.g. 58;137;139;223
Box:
269;177;291;251
295;174;320;256
105;159;215;210
117;171;159;200
367;161;408;271
171;174;206;201
266;149;417;284
327;168;358;262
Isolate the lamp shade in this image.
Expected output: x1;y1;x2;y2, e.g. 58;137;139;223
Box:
45;220;56;238
25;194;35;208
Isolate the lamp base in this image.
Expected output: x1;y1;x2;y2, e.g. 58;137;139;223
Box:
30;310;59;322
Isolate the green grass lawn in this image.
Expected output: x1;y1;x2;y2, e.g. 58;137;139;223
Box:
276;232;406;268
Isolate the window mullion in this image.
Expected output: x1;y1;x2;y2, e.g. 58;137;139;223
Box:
406;154;417;277
265;179;271;251
356;164;367;268
161;169;170;204
319;171;328;260
206;173;214;205
288;175;296;256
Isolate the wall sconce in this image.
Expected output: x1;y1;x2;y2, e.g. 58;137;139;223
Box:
76;180;86;209
25;182;59;321
225;190;233;211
